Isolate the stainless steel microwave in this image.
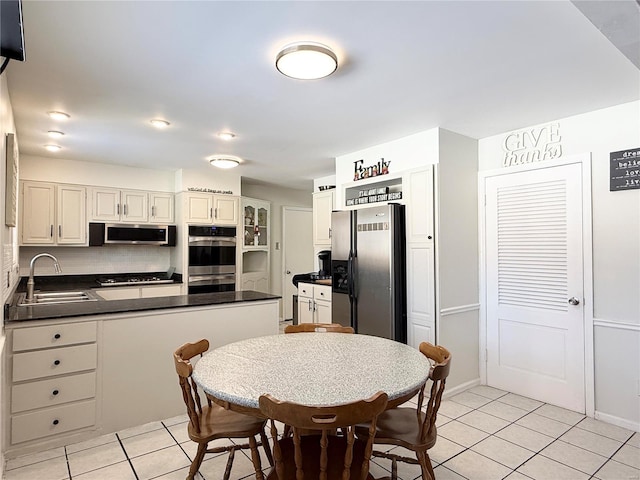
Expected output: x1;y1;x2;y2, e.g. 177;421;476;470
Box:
89;223;176;246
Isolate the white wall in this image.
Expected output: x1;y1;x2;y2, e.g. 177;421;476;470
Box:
436;129;479;389
478;101;640;430
20;155;175;192
241;182;312;319
0;73;19;475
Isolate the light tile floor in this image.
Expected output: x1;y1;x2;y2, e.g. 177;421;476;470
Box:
5;385;638;480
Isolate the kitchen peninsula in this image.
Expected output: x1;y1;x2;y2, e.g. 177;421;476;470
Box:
4;285;280;457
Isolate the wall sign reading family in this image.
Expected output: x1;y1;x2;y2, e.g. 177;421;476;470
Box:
502;123;562;167
353;158;390;181
610;148;640;192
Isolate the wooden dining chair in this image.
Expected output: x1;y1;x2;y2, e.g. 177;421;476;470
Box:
259;391;388;480
174;339;273;480
355;343;451;480
284;323;354;334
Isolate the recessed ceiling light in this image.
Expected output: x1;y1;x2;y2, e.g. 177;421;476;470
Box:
217;132;236;141
208;155;241;169
44;144;62;152
47;130;65;138
47;111;70;120
150;119;170;128
276;42;338;80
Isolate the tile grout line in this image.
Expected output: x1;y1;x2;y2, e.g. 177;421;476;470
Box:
63;446;72;480
115;432;140;480
159;421;201;479
589;435;637;480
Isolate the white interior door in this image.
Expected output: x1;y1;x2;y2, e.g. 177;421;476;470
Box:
282;207;313;320
485;162;586;412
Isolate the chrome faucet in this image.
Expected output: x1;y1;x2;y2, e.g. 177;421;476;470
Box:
26;253;62;302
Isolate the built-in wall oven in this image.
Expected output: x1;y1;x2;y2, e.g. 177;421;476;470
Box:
188;225;237;294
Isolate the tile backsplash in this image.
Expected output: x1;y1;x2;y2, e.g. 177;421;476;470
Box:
19;246;172;276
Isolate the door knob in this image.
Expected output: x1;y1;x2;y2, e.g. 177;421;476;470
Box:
568;297;580;306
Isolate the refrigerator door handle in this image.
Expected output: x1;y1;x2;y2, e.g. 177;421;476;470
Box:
348;250;356;300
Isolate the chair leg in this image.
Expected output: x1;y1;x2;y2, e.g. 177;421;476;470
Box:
223;448;235;480
187;442;208;480
260;429;274;467
248;435;264;480
416;451;435;480
391;457;398;480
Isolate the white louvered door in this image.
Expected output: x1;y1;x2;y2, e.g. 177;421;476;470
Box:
485;162;585;412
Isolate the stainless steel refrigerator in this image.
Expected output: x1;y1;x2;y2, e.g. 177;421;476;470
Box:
331;204;407;342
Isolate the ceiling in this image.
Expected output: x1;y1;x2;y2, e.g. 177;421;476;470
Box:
5;1;639;191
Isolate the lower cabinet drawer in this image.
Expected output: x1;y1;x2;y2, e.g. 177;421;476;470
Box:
12;321;97;352
12;372;97;413
11;399;96;444
13;344;97;382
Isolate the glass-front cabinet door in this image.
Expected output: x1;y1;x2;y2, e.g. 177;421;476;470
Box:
242;198;270;249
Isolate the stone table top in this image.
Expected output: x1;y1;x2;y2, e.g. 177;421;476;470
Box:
193;333;431;411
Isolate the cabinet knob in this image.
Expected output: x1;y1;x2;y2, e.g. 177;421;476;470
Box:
428;235;432;240
52;419;60;426
52;389;59;396
53;360;61;366
54;333;61;340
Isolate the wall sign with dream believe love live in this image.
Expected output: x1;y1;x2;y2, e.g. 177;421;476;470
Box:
610;148;640;192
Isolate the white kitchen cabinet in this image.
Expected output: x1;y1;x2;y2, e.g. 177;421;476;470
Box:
149;192;174;223
21;181;87;246
297;282;332;324
240;272;270;293
92;188;174;224
91;188;148;223
242;197;270;249
7;321;98;446
312;190;335;247
404;167;436;348
184;193;239;225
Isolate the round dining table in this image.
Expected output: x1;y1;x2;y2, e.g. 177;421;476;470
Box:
192;332;432;415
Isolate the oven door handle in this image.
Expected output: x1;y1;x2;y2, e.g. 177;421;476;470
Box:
188;275;236;284
188;236;236;244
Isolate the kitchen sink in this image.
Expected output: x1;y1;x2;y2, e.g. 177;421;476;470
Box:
16;291;99;306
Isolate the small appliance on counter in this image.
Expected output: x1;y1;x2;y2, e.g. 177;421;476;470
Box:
291;250;332;287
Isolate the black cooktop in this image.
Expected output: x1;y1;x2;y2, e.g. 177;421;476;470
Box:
97;274;174;287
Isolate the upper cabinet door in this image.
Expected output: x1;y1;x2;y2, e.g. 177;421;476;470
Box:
57;185;86;245
406;167;434;243
149;193;174;224
185;193;213;223
313;190;335;246
121;190;148;223
92;188;121;222
213;196;239;225
21;181;56;245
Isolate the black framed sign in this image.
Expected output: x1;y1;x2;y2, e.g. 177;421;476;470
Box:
610;148;640;192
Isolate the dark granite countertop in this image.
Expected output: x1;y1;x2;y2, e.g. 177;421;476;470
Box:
6;274;279;324
6;290;281;323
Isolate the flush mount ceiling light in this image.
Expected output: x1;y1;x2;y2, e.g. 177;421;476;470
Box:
276;42;338;80
208;155;241;169
47;111;70;120
47;130;64;138
150;119;170;129
44;144;62;152
217;132;236;141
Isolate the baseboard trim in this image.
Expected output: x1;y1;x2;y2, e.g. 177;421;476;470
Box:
440;303;480;317
442;378;481;399
593;318;640;332
595;410;640;433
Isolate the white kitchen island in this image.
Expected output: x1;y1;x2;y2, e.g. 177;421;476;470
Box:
4;292;280;458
